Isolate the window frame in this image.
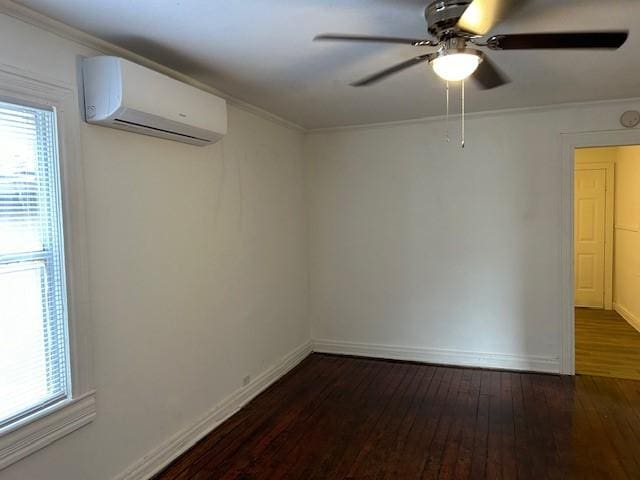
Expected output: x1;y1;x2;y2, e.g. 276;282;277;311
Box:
0;65;95;470
0;99;71;431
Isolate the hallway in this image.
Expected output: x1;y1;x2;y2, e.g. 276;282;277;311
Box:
576;307;640;380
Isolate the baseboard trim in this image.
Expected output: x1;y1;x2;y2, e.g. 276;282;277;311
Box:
614;303;640;333
113;340;312;480
312;339;560;374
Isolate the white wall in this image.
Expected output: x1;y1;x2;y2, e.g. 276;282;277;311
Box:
306;99;640;371
614;146;640;331
0;12;309;480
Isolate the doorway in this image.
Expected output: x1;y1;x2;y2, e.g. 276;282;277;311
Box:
573;145;640;380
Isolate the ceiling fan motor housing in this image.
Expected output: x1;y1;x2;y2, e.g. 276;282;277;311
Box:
426;0;473;38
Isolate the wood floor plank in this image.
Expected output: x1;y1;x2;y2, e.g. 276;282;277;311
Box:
582;375;640;476
154;354;640;480
543;373;582;479
421;368;467;479
199;356;359;478
566;376;600;480
607;377;640;444
575;307;640;380
349;363;427;479
485;370;503;480
263;358;384;479
451;368;482;480
382;365;437;479
468;374;490;479
322;361;411;479
294;359;391;479
531;374;562;479
437;368;473;480
172;355;349;479
414;367;457;479
303;361;399;479
499;372;517;480
212;358;368;479
383;366;446;479
511;372;536;480
155;354;329;479
345;363;420;478
573;375;630;479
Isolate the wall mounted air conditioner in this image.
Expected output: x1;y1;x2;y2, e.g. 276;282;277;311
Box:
82;56;227;146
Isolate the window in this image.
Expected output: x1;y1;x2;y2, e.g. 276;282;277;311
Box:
0;68;94;470
0;100;70;428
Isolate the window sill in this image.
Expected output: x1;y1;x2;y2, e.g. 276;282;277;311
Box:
0;391;96;470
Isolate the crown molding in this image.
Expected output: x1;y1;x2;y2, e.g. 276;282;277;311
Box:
306;96;640;134
0;0;305;133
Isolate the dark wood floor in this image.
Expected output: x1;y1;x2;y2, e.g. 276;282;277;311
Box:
155;354;640;480
576;307;640;380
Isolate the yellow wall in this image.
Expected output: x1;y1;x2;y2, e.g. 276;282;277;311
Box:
614;146;640;332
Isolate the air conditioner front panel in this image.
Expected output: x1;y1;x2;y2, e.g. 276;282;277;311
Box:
82;56;227;146
119;59;227;135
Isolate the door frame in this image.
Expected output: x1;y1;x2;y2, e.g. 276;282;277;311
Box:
574;161;614;310
561;129;640;375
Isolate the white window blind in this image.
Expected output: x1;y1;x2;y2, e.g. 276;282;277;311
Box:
0;99;69;429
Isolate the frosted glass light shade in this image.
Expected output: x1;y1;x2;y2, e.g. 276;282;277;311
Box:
431;53;481;82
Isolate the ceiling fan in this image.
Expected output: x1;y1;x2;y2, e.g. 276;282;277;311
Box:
313;0;629;89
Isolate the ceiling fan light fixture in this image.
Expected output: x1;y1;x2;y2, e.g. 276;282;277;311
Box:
431;51;481;82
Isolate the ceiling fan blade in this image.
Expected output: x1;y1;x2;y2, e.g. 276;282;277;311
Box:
314;34;436;47
486;31;628;50
457;0;525;36
472;54;509;90
351;54;434;87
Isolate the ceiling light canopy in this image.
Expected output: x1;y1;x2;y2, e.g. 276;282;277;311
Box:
431;51;481;82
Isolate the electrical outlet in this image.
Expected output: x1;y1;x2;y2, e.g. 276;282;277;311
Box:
243;375;251;387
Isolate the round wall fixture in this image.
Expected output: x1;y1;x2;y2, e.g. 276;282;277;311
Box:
620;110;640;128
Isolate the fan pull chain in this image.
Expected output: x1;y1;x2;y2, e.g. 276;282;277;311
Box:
445;81;450;143
461;79;465;149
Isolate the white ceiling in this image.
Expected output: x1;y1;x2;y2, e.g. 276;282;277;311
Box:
15;0;640;129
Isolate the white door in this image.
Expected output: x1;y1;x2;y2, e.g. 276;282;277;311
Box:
574;168;606;307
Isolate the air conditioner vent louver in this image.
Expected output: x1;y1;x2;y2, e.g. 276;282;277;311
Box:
113;118;212;143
